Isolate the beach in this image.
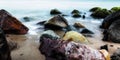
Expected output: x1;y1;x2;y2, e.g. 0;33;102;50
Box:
0;0;120;60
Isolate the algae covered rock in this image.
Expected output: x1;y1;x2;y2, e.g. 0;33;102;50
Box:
111;7;120;12
45;15;68;30
71;9;81;18
91;8;111;18
63;31;89;43
89;7;101;12
0;9;29;34
0;28;11;60
50;9;62;15
100;10;120;29
71;9;81;14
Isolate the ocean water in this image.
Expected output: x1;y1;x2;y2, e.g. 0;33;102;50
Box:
0;0;120;35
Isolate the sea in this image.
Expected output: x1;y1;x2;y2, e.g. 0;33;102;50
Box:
0;0;120;35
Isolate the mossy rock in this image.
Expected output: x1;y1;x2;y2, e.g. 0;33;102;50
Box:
91;8;111;18
111;7;120;12
50;9;62;15
89;7;101;12
71;9;81;14
72;13;81;18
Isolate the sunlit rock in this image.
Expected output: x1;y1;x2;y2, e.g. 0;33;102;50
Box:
63;31;89;43
0;9;29;34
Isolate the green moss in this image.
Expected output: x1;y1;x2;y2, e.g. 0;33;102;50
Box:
89;7;101;12
50;9;61;15
111;7;120;12
91;8;111;18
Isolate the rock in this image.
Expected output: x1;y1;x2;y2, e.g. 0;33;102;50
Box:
37;21;46;25
23;16;34;22
80;28;94;34
105;20;120;43
40;30;60;41
82;15;86;19
100;10;120;29
44;15;68;30
111;48;120;60
0;28;11;60
0;9;29;34
8;41;18;51
89;7;101;12
63;31;89;43
71;9;81;14
50;9;62;15
39;37;109;60
111;7;120;12
72;13;81;18
73;22;85;28
91;8;111;18
100;44;108;51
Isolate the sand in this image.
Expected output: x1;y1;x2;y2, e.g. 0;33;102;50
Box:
6;29;120;60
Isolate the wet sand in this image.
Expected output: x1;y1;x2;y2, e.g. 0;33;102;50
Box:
6;26;120;60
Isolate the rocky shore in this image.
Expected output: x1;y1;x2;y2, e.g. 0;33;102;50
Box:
0;7;120;60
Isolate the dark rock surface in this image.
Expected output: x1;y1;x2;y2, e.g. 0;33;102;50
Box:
0;9;29;34
0;28;11;60
100;10;120;29
111;48;120;60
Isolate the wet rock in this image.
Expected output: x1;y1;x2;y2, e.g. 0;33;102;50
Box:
100;10;120;29
23;16;34;22
0;9;29;34
89;7;101;12
50;9;62;15
63;31;89;43
91;8;111;18
82;15;86;19
44;15;68;30
111;48;120;60
37;21;46;25
0;28;11;60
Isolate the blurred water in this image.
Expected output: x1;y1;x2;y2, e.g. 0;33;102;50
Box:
0;0;120;35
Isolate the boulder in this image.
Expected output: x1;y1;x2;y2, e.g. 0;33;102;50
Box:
63;31;89;43
89;7;101;12
44;15;68;30
91;8;111;18
23;16;34;22
0;28;11;60
50;9;62;15
71;9;81;14
100;10;120;29
0;9;29;34
103;20;120;43
39;36;109;60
